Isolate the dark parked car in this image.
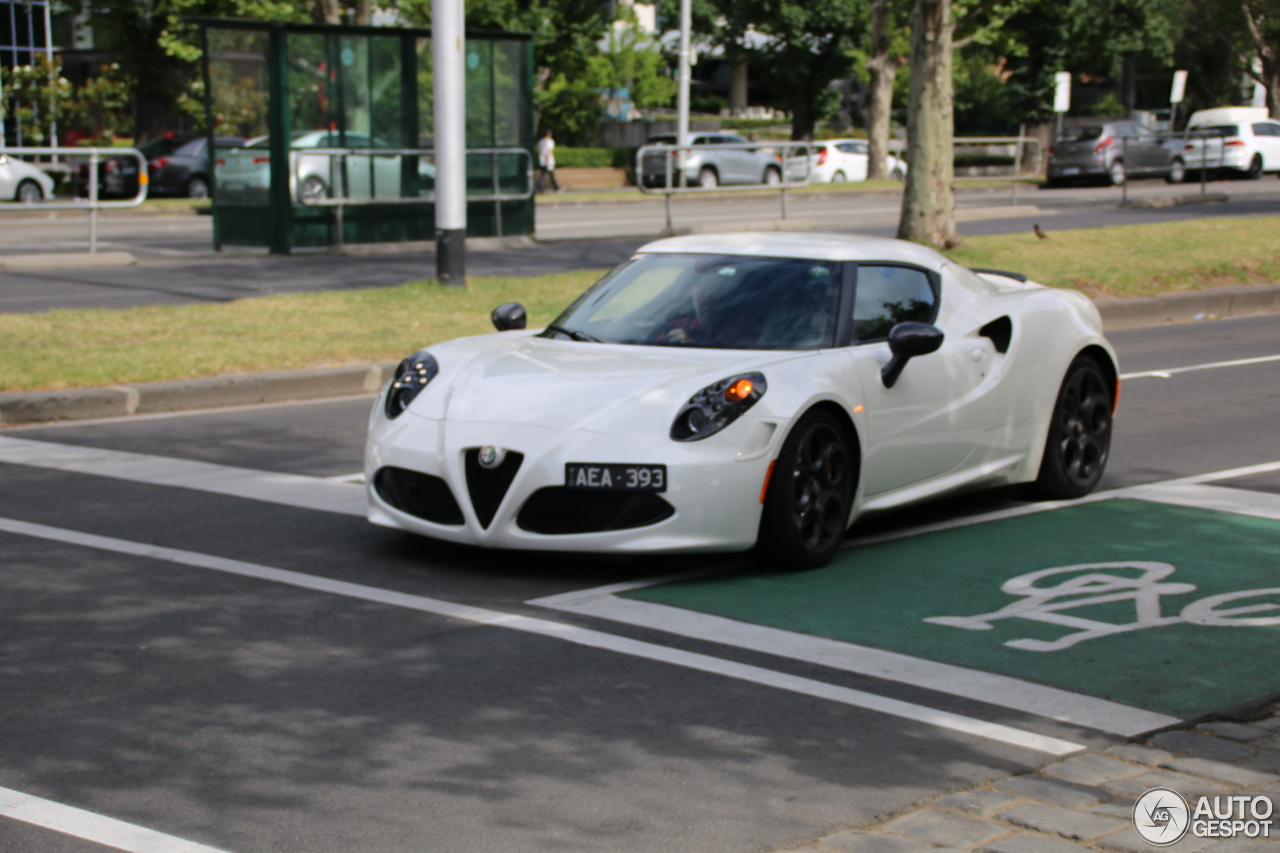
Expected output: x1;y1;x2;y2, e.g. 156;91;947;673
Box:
1046;121;1184;186
148;136;245;198
76;137;182;199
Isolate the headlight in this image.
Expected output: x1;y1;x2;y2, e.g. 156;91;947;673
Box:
670;372;767;441
385;350;439;419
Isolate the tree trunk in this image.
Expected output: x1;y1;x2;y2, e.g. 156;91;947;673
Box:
1267;64;1280;120
865;0;900;180
897;0;957;249
791;80;814;141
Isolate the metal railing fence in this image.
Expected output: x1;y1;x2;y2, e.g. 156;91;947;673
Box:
952;136;1044;205
636;141;814;232
0;147;149;252
286;146;534;248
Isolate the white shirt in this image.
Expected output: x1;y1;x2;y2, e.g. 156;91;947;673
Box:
537;137;556;169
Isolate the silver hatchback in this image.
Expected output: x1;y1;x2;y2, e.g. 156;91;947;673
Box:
640;133;787;189
1047;121;1184;186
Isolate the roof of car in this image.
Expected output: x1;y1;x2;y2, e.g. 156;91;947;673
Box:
636;231;947;265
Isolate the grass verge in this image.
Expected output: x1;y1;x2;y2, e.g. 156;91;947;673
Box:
1;216;1277;393
944;216;1280;298
0;271;601;392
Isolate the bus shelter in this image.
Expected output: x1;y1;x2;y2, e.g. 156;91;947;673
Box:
195;19;534;253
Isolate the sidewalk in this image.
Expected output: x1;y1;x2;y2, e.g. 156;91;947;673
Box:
779;707;1280;853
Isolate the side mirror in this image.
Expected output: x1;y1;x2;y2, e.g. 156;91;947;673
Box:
491;302;527;332
881;322;944;388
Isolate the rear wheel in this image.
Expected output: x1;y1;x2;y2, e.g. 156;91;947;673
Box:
298;175;328;203
758;409;854;569
1028;356;1113;500
1108;160;1126;186
186;175;210;199
1246;154;1263;180
15;179;42;203
697;166;719;189
890;166;905;180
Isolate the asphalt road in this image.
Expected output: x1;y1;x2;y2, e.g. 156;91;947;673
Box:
0;178;1277;313
1;312;1278;853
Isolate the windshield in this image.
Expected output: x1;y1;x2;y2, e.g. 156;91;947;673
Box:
546;253;841;350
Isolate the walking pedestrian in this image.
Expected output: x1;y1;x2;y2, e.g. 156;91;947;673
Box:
536;128;561;193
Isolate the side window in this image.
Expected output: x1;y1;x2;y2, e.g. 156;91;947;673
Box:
852;265;937;342
1252;123;1276;137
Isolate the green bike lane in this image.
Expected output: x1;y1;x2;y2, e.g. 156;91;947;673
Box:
539;481;1280;732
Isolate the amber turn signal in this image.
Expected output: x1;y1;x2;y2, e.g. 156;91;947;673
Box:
724;379;754;402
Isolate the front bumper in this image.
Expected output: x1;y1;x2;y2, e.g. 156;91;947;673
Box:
365;407;779;554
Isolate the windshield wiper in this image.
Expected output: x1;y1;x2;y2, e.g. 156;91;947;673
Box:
544;323;603;343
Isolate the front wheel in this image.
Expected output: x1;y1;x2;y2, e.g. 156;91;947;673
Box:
15;179;43;203
697;166;719;189
758;410;855;569
831;170;846;183
1165;158;1186;184
890;166;905;180
763;166;781;186
1028;356;1113;500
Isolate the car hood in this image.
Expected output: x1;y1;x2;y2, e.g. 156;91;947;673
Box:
415;333;794;433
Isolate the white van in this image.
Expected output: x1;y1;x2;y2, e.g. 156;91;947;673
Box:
1181;106;1280;179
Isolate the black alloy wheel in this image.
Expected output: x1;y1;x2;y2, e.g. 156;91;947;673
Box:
1246;154;1264;180
758;409;854;569
1029;356;1113;499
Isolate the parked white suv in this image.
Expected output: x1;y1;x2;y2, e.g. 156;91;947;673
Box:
1181;107;1280;180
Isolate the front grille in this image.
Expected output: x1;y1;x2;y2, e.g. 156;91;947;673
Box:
517;488;674;535
464;449;524;529
374;467;464;526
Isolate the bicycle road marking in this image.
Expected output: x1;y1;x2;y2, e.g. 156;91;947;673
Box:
0;515;1084;756
534;471;1280;733
0;784;234;853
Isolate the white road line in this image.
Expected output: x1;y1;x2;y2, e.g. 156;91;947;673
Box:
1121;353;1280;380
0;785;233;853
0;515;1083;756
532;593;1178;736
1125;483;1280;521
0;436;365;516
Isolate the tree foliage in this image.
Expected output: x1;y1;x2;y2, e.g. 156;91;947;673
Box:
658;0;865;140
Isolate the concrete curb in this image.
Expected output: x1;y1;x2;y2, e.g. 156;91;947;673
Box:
2;283;1278;427
0;361;398;426
0;251;136;270
1119;192;1228;209
1094;282;1280;330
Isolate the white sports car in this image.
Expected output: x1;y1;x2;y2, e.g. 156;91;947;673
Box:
365;232;1118;567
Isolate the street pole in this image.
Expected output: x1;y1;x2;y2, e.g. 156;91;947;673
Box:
43;0;56;158
675;0;691;188
433;0;466;286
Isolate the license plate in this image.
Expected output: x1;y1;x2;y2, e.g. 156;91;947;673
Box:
1061;167;1080;175
222;181;245;191
565;463;666;492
